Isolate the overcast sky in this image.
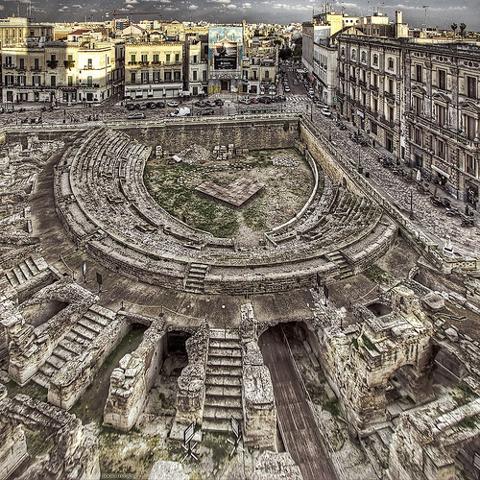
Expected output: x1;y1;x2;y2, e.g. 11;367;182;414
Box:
1;0;479;30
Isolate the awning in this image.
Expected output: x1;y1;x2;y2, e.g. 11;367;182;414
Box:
432;164;450;179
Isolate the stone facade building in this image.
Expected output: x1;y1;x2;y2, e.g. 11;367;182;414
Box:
405;43;480;206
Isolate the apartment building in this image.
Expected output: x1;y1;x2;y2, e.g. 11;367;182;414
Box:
1;37;124;104
124;41;184;100
406;43;480;206
185;39;208;96
0;17;53;47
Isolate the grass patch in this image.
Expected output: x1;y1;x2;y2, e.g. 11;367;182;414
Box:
202;433;231;468
243;202;267;230
323;398;341;417
364;265;394;286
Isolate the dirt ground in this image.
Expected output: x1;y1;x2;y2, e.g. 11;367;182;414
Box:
144;148;314;245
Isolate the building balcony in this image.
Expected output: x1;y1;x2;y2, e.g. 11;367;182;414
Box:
359;80;367;88
384;91;396;101
46;61;58;69
369;84;379;93
349;75;356;83
64;60;75;69
338;71;345;79
2;64;15;69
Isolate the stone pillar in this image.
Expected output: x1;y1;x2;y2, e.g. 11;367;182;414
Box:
103;320;166;431
242;340;276;449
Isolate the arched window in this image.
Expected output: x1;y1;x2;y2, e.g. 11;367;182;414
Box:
341;47;345;57
373;54;378;66
361;51;366;63
351;49;356;60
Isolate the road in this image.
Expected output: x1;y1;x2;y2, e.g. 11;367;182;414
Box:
260;326;337;480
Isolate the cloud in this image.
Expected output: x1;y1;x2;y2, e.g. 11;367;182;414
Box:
188;4;198;9
125;0;138;3
242;2;252;7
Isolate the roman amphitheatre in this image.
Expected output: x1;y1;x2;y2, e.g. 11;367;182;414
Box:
1;113;480;480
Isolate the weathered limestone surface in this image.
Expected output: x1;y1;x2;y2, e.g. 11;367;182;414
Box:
0;280;96;385
148;460;187;480
0;394;100;480
241;303;276;450
48;313;130;410
103;318;167;431
252;450;303;480
0;420;28;480
388;397;480;480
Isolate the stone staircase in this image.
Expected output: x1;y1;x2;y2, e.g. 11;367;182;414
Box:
203;328;243;433
3;256;47;288
33;304;115;388
184;263;209;293
328;251;354;280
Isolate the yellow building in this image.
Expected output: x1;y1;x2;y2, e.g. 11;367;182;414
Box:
124;41;184;100
1;37;124;104
0;17;53;47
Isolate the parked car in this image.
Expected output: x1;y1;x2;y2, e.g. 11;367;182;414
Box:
214;98;224;106
147;102;157;109
308;89;315;97
167;101;179;108
321;108;332;117
155;101;166;108
284;85;291;92
127;112;146;120
126;103;137;111
195;100;207;107
199;108;215;116
170;107;191;117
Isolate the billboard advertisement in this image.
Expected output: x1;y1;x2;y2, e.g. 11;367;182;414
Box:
208;26;244;71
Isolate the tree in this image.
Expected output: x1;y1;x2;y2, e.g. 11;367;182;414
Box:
279;46;293;61
451;23;458;36
459;23;467;37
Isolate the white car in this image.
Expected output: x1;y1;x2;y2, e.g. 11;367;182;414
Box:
321;108;332;117
127;112;146;120
308;89;315;97
284;86;291;92
167;101;179;108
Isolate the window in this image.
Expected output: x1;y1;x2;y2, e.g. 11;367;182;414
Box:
341;48;345;57
131;72;136;83
413;95;423;115
19;58;25;69
388;106;394;123
371;121;377;134
388;57;394;70
175;53;180;63
153;71;161;83
87;76;92;87
361;51;366;63
388;78;394;94
193;55;198;63
437;69;446;90
153;54;159;63
34;58;40;70
174;71;181;81
202;70;207;81
141;72;149;84
373;73;378;87
435;103;447;126
51;75;56;87
437;139;446;159
372;54;378;66
130;54;136;64
415;64;422;82
165;71;172;81
193;70;198;81
141;54;148;63
463;114;477;140
265;70;270;79
466;154;477;177
373;98;378;113
87;58;92;69
414;127;422;145
68;76;73;86
466;76;477;99
166;54;171;63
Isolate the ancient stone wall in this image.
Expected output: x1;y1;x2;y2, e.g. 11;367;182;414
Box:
120;117;300;153
0;421;28;480
103;318;167;431
240;304;276;449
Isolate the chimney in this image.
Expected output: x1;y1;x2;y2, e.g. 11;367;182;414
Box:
395;10;403;25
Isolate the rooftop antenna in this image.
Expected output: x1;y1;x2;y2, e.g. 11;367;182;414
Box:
422;5;430;28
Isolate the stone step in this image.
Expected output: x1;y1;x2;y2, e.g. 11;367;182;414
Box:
204;396;242;409
46;354;64;370
208;347;242;358
209;338;242;350
53;345;74;362
71;324;97;341
18;263;32;282
39;362;58;379
78;317;103;334
207;356;242;368
33;371;50;388
59;337;85;355
5;270;19;287
202;418;233;433
83;310;109;328
205;384;242;398
209;329;240;341
89;303;116;321
13;266;27;285
205;365;242;377
65;331;91;348
188;271;206;279
25;257;40;275
205;374;242;387
203;406;243;421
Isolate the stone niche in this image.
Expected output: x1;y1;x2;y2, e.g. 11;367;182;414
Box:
103;318;167;431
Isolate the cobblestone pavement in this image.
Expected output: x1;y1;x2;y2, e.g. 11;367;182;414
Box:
309;102;480;258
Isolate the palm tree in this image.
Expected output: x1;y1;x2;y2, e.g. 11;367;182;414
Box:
459;23;467;37
451;23;458;36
